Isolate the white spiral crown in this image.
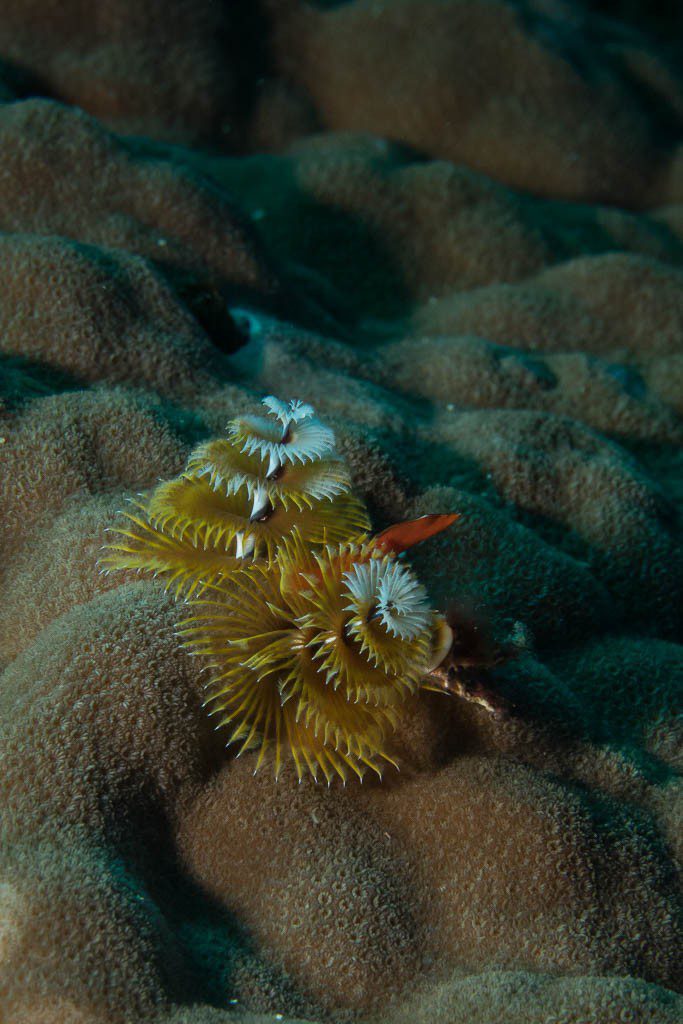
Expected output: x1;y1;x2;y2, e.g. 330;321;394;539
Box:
342;557;432;641
230;397;336;475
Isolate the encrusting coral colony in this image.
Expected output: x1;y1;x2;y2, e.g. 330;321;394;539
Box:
101;396;457;783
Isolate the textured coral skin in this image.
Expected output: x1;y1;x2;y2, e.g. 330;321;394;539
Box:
1;1;683;1022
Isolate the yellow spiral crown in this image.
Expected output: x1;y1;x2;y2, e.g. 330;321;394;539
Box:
100;396;370;596
178;530;447;783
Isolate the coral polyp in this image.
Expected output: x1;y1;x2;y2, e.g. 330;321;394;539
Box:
102;396;459;782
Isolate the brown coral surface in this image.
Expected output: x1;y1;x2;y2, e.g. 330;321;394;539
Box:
0;2;682;1023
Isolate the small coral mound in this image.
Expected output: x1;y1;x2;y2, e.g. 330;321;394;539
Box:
102;397;455;782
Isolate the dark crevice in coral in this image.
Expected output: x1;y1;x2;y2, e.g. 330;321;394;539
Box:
108;788;324;1019
0;353;85;408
